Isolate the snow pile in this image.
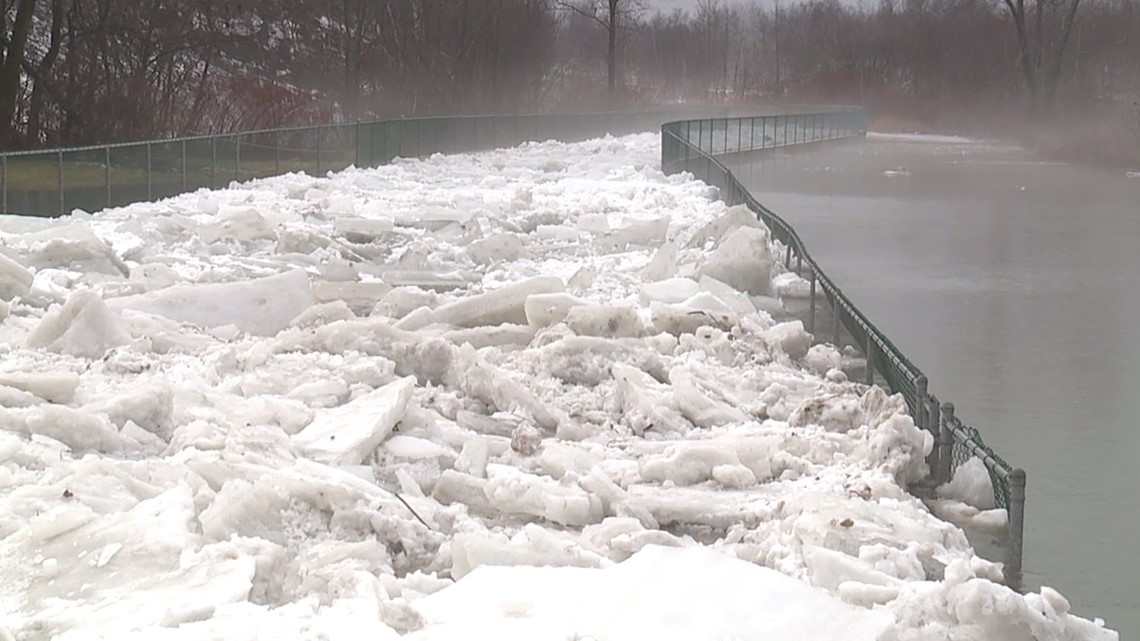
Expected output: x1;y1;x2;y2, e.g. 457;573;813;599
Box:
0;134;1117;640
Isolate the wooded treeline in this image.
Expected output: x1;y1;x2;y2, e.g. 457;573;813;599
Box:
0;0;1136;148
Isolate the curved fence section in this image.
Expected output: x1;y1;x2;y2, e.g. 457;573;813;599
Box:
661;110;1026;583
1;108;727;218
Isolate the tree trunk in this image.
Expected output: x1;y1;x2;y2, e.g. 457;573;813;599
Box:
0;0;39;147
608;0;618;96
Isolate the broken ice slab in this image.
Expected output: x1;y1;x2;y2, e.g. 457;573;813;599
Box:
564;304;644;338
333;217;396;243
523;292;588;327
699;275;757;316
443;324;537;350
7;223;128;276
393;206;471;231
292;376;416;466
466;233;528;266
0;371;80;404
26;289;132;359
596;217;669;251
698;226;775;296
432;466;604;527
107;269;316;337
312;280;394;315
639;278;701;306
380;270;478;292
430;276;564;328
0;250;33;301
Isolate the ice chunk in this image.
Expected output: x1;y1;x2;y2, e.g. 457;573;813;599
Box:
669;367;749;427
564;304;644;338
649;301;734;337
804;344;842;375
540;442;603;480
448;345;565;431
83;382;174;439
466;233;527;265
444;324;536;349
450;523;607;580
936;457;997;510
292;376;416;465
197;207;275;244
0;371;80;404
698;226;774;296
334;217;395;242
687;204;768;248
26;289;131;359
484;464;604;526
523;292;587;327
289;300;357;328
576;214;610;233
385;435;453;459
11;223;129;276
109;269;316;337
763;320;813;360
599;217;669;250
639;278;700;305
641;242;678;282
374;287;438;319
788;393;865;433
0;251;33;301
431;276;563;328
312;281;393;313
698;275;756;315
414;546;895;640
612;363;689;433
0;404;122;452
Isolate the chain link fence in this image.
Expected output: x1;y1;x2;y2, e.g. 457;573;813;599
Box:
2;109;728;218
661;109;1026;584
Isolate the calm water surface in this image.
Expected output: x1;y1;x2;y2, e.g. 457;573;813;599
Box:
728;135;1140;635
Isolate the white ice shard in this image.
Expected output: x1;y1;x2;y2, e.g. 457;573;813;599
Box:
292;376;416;465
430;276;563;328
524;292;588;327
26;289;131;359
698;225;775;296
0;251;33;301
639;278;700;306
108;269;316;337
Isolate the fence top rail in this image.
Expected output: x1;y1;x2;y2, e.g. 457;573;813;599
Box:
1;107;727;159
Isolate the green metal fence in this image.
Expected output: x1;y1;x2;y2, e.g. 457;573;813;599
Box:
1;108;727;218
661;109;1026;584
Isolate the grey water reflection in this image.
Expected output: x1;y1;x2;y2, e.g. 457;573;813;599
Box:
727;134;1140;635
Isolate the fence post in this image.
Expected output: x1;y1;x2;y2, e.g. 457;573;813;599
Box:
235;136;241;180
796;252;802;276
785;244;792;269
2;155;7;214
865;332;875;385
181;140;187;191
915;375;929;434
211;138;217;189
1007;469;1027;585
928;400;941;474
146;143;152;200
938;402;955;484
106;146;112;208
317;125;323;174
57;150;64;215
832;296;841;346
808;268;816;334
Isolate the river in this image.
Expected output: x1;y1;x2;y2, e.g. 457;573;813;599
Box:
727;133;1140;635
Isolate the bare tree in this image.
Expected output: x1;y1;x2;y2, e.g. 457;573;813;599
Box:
558;0;643;98
1001;0;1084;113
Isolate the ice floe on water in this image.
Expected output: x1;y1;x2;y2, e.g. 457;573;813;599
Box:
0;133;1117;640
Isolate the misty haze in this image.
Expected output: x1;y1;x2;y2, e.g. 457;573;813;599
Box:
0;1;1133;640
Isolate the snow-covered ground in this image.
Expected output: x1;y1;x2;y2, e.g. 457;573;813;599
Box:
0;133;1117;640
